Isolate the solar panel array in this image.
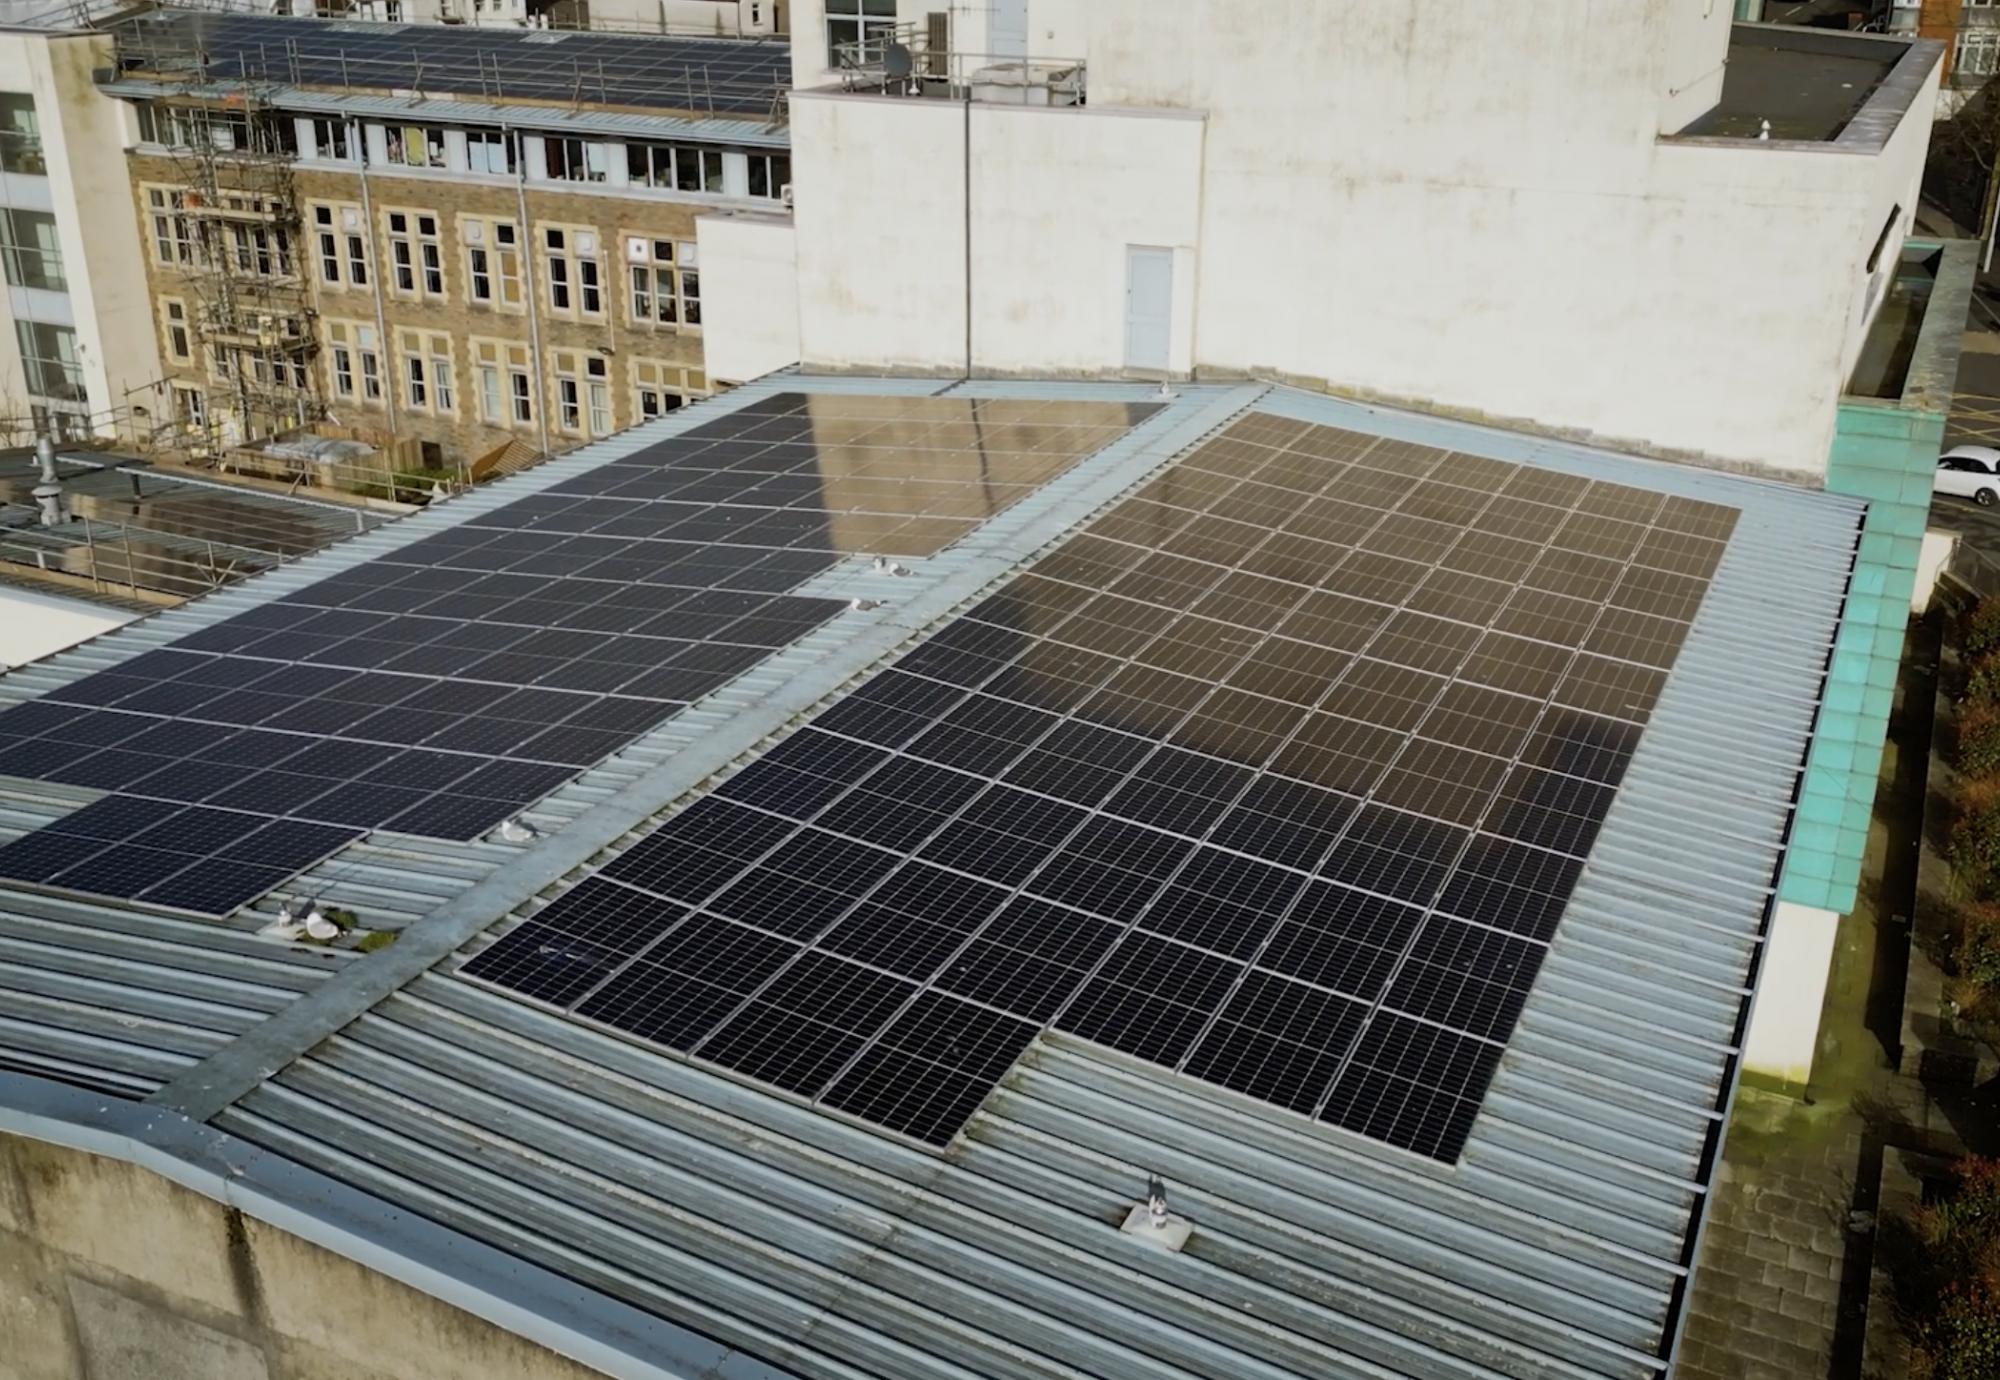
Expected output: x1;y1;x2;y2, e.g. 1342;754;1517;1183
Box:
0;394;1151;918
116;10;792;115
467;411;1740;1160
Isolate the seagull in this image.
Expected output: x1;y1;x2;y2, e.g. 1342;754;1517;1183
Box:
497;817;539;844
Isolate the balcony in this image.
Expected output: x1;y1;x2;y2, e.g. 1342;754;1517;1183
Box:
1673;24;1931;145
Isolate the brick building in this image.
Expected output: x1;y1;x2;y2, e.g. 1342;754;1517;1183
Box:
102;9;791;472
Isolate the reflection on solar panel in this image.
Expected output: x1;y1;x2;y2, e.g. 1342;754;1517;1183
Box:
467;410;1741;1159
114;10;792;115
0;394;1153;917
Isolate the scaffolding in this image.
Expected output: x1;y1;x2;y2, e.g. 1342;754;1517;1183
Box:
145;64;320;461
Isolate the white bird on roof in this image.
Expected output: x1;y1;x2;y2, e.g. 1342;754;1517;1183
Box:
497;817;540;844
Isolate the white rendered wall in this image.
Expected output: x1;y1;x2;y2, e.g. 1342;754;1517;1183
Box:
779;1;1941;478
792;93;966;373
966;104;1201;377
696;210;801;382
790;92;1201;379
0;586;136;670
1742;901;1842;1088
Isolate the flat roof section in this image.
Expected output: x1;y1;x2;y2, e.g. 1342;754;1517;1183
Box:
1684;25;1903;141
108;8;790;117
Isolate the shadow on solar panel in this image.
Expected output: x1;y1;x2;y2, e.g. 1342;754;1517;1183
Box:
463;409;1740;1163
0;393;1163;921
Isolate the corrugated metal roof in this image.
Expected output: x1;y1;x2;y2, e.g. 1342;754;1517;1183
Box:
99;77;790;146
0;380;1864;1379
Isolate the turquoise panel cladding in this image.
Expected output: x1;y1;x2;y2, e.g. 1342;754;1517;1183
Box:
1777;400;1943;913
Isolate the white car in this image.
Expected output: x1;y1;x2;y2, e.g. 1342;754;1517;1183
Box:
1936;445;2000;506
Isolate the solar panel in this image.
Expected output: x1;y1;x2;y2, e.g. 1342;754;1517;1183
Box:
116;10;793;116
0;394;1155;917
466;410;1738;1159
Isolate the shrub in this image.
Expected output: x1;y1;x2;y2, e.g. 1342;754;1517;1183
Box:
1913;1158;2000;1380
1966;597;2000;660
1950;793;2000;894
1964;703;2000;779
1959;902;2000;1007
1969;651;2000;708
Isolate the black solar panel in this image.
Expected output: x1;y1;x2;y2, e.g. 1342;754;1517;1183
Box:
0;394;1153;917
115;10;790;116
466;411;1739;1160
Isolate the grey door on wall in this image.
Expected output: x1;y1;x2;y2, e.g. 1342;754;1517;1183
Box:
1124;246;1173;374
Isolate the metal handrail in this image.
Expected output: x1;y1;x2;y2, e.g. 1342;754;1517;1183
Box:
832;26;1085;102
110;29;787;119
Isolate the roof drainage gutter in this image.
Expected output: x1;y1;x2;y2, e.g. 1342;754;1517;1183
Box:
0;1071;801;1380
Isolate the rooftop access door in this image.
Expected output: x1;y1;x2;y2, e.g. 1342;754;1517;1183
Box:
1124;245;1173;375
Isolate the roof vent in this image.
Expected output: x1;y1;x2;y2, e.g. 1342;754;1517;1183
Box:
1120;1174;1190;1252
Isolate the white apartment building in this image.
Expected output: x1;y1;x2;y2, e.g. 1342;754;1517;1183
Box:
0;25;159;443
705;2;1939;484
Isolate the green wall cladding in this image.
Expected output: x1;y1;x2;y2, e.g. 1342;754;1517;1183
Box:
1777;399;1944;914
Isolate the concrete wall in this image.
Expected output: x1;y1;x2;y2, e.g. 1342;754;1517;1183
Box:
1742;901;1841;1088
791;93;965;373
0;1131;612;1380
967;103;1201;377
767;4;1941;479
0;586;138;669
695;209;799;382
790;93;1200;379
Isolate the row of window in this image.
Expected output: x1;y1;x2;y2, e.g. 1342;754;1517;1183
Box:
295;199;700;329
144;188;297;279
136;105;790;204
310;319;706;436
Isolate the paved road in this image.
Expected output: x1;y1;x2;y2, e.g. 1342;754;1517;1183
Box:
1938;334;2000;570
1947;343;2000;449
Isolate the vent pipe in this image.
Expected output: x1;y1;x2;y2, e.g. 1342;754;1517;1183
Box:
31;435;67;528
